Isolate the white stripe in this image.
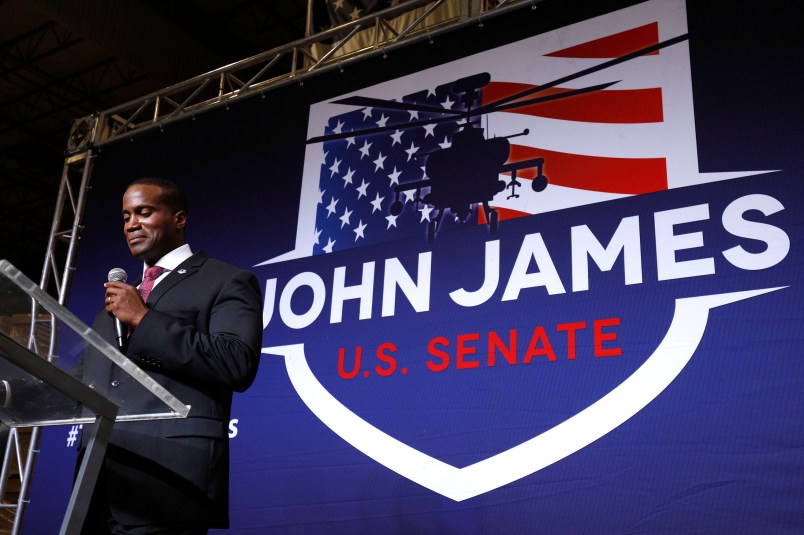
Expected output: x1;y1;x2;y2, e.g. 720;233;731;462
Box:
490;183;628;216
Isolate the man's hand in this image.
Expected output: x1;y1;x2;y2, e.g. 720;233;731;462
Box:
104;281;149;328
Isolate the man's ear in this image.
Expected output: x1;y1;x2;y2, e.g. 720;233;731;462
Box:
175;210;187;231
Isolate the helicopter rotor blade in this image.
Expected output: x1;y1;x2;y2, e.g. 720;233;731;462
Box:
307;113;468;144
306;82;615;144
308;82;615;144
482;80;620;115
474;32;689;115
306;33;689;145
332;96;464;116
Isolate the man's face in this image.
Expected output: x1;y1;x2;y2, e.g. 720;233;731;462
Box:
122;184;186;264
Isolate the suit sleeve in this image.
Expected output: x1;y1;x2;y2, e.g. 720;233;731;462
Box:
126;270;262;392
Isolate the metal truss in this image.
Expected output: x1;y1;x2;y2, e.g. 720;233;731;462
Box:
0;19;145;138
1;0;539;532
0;22;83;81
0;14;151;285
0;147;95;535
67;0;537;153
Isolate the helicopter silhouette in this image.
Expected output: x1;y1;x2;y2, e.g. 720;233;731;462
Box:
385;73;551;241
308;73;613;243
307;34;687;243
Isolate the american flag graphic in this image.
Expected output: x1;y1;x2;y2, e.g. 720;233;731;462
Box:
311;23;686;256
311;81;470;254
262;0;760;265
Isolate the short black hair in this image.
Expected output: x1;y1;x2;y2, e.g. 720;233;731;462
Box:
127;177;188;215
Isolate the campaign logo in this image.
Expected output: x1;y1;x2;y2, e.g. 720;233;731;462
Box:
256;0;790;500
264;0;766;265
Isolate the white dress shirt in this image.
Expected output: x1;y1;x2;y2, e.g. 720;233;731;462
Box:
138;243;193;291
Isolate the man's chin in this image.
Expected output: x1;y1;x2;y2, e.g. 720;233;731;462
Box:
128;245;151;262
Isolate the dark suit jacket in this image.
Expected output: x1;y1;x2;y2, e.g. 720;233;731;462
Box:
82;251;262;528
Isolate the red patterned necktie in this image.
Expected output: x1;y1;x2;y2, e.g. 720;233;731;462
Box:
138;266;166;302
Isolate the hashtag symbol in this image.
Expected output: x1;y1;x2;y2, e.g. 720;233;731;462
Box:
66;425;81;448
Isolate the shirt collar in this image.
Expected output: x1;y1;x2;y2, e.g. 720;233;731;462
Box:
142;243;193;278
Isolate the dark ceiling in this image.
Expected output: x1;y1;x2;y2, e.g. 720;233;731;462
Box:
0;0;309;284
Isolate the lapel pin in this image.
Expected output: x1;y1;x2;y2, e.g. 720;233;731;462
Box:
177;269;187;274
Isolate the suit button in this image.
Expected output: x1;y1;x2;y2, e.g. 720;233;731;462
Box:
111;380;120;387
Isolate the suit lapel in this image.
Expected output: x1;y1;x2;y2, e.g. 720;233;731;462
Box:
146;251;207;307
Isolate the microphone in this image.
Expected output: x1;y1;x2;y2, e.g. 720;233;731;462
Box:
107;268;128;352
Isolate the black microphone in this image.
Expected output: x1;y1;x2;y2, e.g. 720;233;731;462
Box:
107;268;128;352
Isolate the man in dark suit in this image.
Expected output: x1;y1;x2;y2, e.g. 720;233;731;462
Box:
81;177;262;534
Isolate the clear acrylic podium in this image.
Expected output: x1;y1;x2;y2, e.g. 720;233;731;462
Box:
0;260;189;535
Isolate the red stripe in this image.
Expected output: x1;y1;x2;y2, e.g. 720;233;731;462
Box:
505;144;667;195
546;22;660;58
483;83;663;123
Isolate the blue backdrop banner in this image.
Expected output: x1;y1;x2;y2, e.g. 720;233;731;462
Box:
24;0;804;533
